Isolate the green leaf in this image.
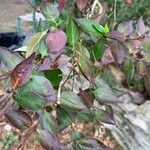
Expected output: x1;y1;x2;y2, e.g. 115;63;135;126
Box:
38;38;49;58
104;23;109;34
40;111;58;134
60;91;86;111
35;20;47;32
93;76;119;103
13;75;56;110
123;59;135;82
75;18;104;37
44;69;62;89
41;3;59;21
77;43;90;74
67;15;80;47
95;108;115;125
93;23;105;34
26;30;48;57
71;131;84;142
57;106;72;130
0;47;22;70
92;37;105;61
13;81;44;110
77;112;94;122
31;75;56;99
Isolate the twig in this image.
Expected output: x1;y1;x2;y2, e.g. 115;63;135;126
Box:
17;120;39;150
71;70;75;91
57;69;73;104
114;0;117;23
0;74;9;81
25;0;37;11
0;93;11;103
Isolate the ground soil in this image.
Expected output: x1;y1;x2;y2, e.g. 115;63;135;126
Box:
0;0;31;32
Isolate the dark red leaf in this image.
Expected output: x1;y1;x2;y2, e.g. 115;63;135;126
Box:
75;0;89;12
58;0;67;11
38;130;61;150
118;21;133;36
39;57;58;71
79;88;94;109
11;53;35;90
95;106;115;125
46;29;67;55
39;54;69;71
111;42;125;64
109;31;127;42
127;39;142;53
6;110;32;130
101;47;115;65
132;40;142;49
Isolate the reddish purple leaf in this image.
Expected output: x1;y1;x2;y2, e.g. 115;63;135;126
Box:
118;21;133;36
39;54;69;71
109;31;127;42
95;106;115;125
39;57;58;71
58;0;67;11
75;0;89;12
100;111;115;125
6;110;32;130
132;39;142;49
111;42;125;64
79;88;94;109
136;17;145;35
11;53;35;90
46;29;67;54
127;39;142;53
101;47;115;65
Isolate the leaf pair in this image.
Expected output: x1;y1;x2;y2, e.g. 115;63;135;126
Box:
75;18;107;37
101;42;125;65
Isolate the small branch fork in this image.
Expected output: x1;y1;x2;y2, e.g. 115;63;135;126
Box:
17;119;40;150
